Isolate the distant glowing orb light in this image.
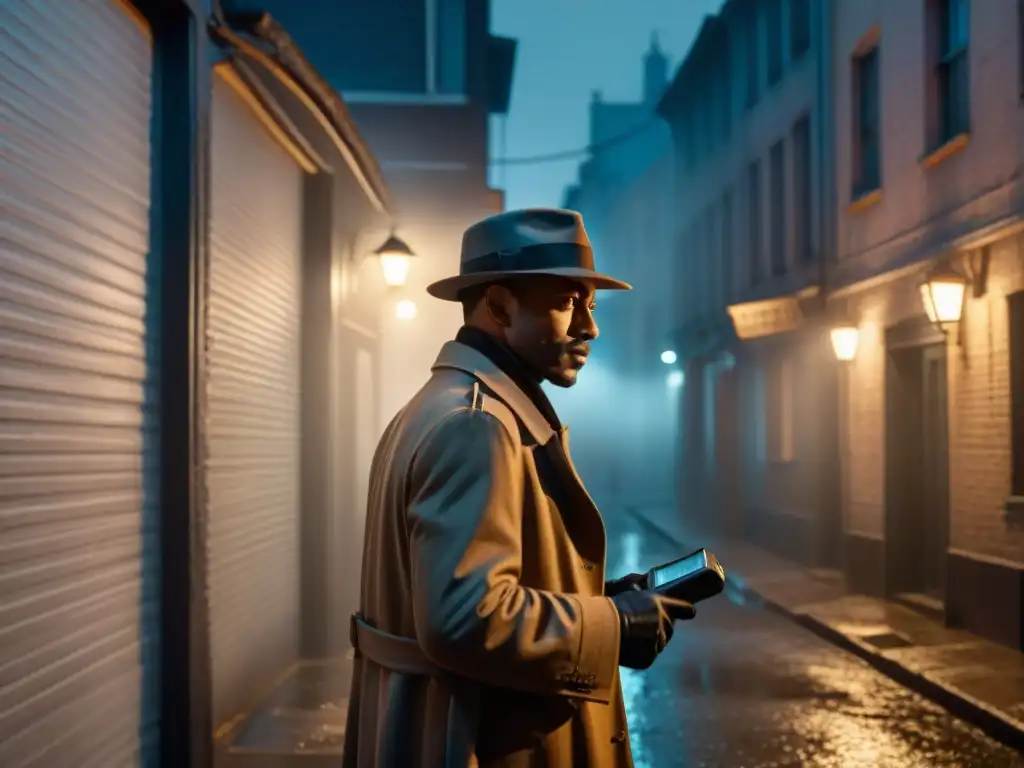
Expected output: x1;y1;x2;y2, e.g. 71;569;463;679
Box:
667;370;684;388
660;350;677;365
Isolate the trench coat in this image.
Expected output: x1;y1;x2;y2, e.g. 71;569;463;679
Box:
342;340;631;768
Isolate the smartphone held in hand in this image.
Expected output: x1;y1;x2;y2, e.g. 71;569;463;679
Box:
646;548;726;604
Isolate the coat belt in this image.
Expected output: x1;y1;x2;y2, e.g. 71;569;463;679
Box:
350;613;446;677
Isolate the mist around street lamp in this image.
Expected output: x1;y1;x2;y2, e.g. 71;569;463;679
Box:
395;299;417;320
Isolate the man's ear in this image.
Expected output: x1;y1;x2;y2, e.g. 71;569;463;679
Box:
484;284;514;328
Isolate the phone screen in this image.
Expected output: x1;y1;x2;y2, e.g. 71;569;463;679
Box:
651;551;708;588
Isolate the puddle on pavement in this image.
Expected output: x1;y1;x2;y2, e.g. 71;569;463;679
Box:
675;660;854;703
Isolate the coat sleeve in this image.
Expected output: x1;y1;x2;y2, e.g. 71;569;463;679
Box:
407;408;621;704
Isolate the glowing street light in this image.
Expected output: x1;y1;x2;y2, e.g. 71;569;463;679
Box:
395;299;417;321
660;350;677;365
919;262;967;327
375;233;416;287
667;370;684;388
830;324;860;362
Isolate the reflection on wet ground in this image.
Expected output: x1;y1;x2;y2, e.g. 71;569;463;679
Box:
608;518;1024;768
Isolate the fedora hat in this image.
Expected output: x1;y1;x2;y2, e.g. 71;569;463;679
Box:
426;208;633;301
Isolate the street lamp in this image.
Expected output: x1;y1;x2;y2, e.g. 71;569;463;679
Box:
830;324;860;362
919;261;967;329
660;350;677;365
374;233;416;288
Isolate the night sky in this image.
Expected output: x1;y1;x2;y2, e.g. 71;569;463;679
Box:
489;0;725;210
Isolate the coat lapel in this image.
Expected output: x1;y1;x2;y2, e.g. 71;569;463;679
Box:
432;342;607;567
432;341;556;447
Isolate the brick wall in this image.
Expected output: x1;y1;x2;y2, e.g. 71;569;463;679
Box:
949;233;1024;562
831;0;1024;563
836;230;1024;562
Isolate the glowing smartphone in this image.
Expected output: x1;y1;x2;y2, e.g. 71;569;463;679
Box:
646;548;726;604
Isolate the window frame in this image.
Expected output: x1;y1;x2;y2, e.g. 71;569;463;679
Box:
929;0;970;147
341;0;467;104
852;45;881;197
769;138;787;277
748;159;763;286
745;7;760;108
766;0;785;86
1010;291;1024;497
1018;0;1023;101
791;114;813;264
721;187;734;305
790;0;811;59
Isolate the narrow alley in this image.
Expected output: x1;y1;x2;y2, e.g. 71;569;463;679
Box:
605;514;1023;768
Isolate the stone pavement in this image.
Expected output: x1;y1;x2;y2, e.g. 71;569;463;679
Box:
622;505;1024;753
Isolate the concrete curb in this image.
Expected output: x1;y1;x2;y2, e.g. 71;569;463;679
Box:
627;509;1024;752
733;582;1024;752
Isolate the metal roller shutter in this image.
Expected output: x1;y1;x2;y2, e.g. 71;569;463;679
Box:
207;75;304;728
0;1;156;766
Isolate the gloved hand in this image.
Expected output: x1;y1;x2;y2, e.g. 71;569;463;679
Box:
610;589;695;670
605;572;648;597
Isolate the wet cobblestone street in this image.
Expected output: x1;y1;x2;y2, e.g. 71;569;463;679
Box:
607;517;1024;768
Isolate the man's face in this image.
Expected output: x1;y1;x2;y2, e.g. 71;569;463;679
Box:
499;276;599;388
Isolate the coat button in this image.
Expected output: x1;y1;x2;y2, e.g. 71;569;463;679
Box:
611;730;627;744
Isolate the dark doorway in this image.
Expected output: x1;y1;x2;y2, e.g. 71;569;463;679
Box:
715;362;743;538
884;322;950;612
817;342;843;569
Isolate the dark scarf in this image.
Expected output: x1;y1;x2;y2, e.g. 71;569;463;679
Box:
455;326;562;431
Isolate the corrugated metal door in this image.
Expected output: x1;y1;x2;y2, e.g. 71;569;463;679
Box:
0;1;156;766
207;74;304;728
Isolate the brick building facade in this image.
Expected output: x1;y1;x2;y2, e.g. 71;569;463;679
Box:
657;0;841;559
828;0;1024;649
662;0;1023;652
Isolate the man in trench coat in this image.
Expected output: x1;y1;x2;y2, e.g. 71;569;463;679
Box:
343;208;695;767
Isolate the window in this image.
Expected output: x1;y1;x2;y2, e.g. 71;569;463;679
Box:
705;205;718;312
720;47;733;140
333;0;466;98
1018;0;1023;100
791;115;813;264
721;187;734;304
791;0;811;58
929;0;970;146
1010;292;1024;496
766;0;784;86
769;139;786;277
745;9;760;108
852;46;881;195
748;160;763;286
434;0;467;94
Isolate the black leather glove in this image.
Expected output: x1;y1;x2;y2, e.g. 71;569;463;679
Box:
605;572;648;597
610;589;695;670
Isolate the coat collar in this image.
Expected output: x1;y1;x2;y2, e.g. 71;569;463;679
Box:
432;341;557;446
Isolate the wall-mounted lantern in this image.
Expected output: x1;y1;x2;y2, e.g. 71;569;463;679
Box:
919;261;967;330
830;324;860;362
374;233;416;288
